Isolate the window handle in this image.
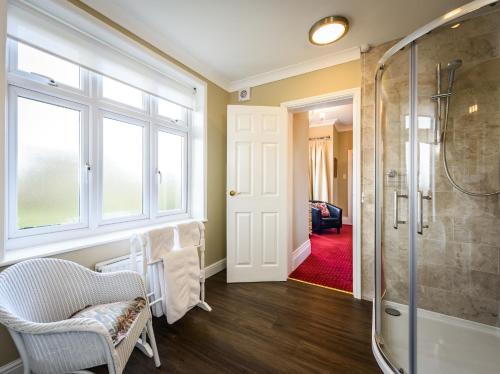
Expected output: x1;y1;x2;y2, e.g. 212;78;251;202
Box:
157;169;163;184
29;72;58;87
85;162;91;184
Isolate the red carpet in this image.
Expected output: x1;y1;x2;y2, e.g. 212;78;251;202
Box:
289;225;352;293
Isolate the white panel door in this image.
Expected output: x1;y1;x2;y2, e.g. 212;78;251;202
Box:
227;105;287;282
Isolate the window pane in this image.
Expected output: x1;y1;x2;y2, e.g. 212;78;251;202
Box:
102;117;143;219
158;131;184;211
17;42;81;89
102;77;143;109
158;98;185;122
17;97;81;229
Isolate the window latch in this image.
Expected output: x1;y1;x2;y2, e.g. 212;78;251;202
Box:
29;72;58;87
157;169;163;184
85;162;91;172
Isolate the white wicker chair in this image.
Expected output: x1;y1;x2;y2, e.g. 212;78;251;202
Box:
0;258;161;374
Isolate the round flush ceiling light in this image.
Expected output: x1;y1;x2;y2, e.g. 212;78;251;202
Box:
309;16;349;45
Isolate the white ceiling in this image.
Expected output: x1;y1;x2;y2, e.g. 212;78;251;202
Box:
81;0;470;91
309;103;353;132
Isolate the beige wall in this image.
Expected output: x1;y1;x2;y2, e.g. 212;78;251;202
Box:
229;60;361;106
0;1;229;366
337;131;353;217
292;113;310;250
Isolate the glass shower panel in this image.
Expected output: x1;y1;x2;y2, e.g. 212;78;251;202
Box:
415;6;500;373
377;46;411;373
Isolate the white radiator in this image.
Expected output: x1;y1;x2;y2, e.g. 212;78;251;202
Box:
95;254;142;273
95;254;164;317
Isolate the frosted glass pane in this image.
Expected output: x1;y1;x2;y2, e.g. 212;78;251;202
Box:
102;77;143;109
158;97;184;121
158;132;183;211
102;117;143;219
17;97;81;229
17;42;81;88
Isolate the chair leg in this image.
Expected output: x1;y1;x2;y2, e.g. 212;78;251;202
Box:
146;320;161;368
337;228;340;234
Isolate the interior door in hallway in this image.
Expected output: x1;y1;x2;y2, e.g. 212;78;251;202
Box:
226;105;288;282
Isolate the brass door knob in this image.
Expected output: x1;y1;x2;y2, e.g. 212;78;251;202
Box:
229;190;237;196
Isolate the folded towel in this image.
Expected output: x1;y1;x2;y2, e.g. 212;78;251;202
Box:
148;226;175;262
162;246;201;324
177;221;202;248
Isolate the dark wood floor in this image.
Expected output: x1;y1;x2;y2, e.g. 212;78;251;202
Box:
96;271;380;373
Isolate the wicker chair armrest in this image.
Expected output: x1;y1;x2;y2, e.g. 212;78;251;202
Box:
2;315;111;337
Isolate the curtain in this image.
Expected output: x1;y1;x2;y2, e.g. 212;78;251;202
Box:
309;140;329;201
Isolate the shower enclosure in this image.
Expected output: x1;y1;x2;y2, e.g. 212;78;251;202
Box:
372;1;500;373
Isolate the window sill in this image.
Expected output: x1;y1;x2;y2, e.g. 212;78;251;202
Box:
0;218;206;267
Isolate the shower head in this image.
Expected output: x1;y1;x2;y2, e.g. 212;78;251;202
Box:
446;59;463;71
446;59;462;92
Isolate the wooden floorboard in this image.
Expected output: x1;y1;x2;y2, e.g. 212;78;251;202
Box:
94;271;380;373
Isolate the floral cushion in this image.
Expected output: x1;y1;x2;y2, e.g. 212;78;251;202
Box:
312;202;330;217
70;297;146;346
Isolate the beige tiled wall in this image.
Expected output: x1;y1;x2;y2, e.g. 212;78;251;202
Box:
364;9;500;326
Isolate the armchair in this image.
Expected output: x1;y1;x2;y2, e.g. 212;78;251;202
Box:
310;200;343;234
0;258;160;374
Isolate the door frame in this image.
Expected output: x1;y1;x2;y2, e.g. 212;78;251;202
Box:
281;87;362;299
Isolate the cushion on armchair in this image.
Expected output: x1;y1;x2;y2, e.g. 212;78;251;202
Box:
311;202;330;217
70;297;146;346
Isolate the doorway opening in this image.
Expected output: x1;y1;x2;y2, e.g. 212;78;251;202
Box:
282;89;361;298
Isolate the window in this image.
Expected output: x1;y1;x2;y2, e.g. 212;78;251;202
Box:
15;41;82;89
6;39;193;247
101;117;144;220
102;76;144;109
13;93;86;233
157;97;185;122
157;130;185;213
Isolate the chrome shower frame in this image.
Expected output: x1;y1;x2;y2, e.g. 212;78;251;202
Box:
372;1;499;373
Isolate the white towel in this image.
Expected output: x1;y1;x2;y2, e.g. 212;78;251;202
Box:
177;221;201;248
148;226;175;262
162;246;201;324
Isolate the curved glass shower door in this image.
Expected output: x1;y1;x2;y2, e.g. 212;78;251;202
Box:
375;45;411;373
373;2;500;374
414;6;500;373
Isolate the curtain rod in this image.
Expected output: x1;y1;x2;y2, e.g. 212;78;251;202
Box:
309;136;331;140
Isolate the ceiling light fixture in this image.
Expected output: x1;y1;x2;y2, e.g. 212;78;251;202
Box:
450;22;461;29
309;16;349;46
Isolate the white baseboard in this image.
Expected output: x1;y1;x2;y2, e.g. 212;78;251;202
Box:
343;216;352;225
205;258;226;278
291;240;311;272
0;359;22;374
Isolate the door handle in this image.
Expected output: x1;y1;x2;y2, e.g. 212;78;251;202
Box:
417;191;432;234
229;190;237;196
393;190;408;229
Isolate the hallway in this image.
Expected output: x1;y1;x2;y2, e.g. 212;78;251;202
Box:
290;225;353;293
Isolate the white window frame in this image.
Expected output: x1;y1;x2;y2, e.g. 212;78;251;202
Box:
7;39;89;96
4;39;198;251
153;96;188;126
7;85;90;239
153;124;188;218
97;74;149;114
97;110;149;225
